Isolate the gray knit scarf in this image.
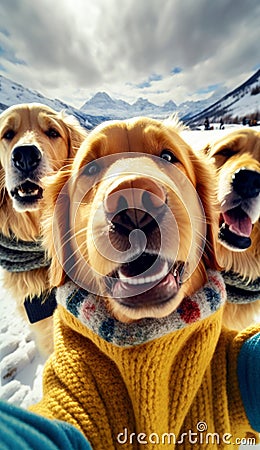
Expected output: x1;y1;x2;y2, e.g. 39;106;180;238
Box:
57;270;226;347
222;270;260;304
0;232;56;323
0;232;49;272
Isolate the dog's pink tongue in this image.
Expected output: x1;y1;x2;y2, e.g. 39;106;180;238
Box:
223;208;252;237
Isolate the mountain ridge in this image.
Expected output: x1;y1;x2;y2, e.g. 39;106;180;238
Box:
186;69;260;125
0;69;259;128
80;90;216;119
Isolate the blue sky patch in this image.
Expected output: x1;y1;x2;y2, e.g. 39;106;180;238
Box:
171;67;182;75
136;73;162;89
0;44;25;66
196;83;222;95
0;28;10;37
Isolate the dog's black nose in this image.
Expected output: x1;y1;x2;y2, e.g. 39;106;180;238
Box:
12;145;41;174
232;168;260;198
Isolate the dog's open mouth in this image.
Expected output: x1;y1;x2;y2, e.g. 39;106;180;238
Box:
219;206;252;250
11;180;43;204
105;253;185;308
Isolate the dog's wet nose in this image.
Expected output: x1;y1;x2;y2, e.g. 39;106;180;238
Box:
104;178;166;231
232;168;260;198
12;145;42;174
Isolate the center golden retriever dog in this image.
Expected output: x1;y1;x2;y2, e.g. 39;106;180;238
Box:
44;116;219;320
30;117;260;448
206;128;260;329
0;103;86;354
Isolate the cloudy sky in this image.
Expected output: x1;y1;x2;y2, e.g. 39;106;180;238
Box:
0;0;259;108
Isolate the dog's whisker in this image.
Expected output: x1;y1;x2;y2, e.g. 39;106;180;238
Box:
54;226;88;251
71;201;90;207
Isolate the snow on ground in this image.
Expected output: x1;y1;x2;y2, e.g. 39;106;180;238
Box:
0;126;259;448
0;269;46;408
181;123;260;150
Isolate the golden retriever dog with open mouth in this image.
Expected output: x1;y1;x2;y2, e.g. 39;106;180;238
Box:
30;118;260;448
44;116;220;322
0;103;86;354
206;128;260;330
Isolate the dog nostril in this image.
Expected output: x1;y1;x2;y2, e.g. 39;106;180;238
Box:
13;151;23;168
117;195;128;211
104;192;128;214
142;190;165;211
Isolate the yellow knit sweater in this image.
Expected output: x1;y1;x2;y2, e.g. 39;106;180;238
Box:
31;276;259;449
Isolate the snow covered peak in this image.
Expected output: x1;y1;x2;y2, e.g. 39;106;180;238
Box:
0;74;70;112
0;74;104;129
133;97;152;108
81;92;115;109
80;92;178;118
163;100;177;110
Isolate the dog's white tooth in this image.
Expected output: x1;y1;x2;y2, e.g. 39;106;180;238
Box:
118;260;169;285
18;189;27;197
18;188;39;197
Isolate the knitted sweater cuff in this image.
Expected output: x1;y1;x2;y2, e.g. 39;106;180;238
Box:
237;332;260;432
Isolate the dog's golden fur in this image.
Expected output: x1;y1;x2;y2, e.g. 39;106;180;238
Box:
206;128;260;329
0;103;87;354
43;117;220;323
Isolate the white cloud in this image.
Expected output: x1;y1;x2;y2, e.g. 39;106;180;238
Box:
0;0;259;107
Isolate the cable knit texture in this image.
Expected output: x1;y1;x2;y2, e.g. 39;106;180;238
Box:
31;271;260;449
222;270;260;304
0;231;49;272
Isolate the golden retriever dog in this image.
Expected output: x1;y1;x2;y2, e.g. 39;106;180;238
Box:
30;118;260;448
206;128;260;329
0;103;87;354
44;116;220;322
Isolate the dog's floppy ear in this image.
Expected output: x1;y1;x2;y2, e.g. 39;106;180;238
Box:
60;113;88;159
0;165;7;207
41;169;72;287
0;116;8;207
192;155;221;271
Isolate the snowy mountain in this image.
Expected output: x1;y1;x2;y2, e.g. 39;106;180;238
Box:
0;75;68;112
80;91;133;117
187;69;260;126
0;69;259;128
81;92;179;119
0;75;107;129
80;72;259;122
80;88;234;120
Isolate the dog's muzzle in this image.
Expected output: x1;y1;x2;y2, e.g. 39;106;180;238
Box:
219;168;260;251
102;176;184;308
10;144;43;207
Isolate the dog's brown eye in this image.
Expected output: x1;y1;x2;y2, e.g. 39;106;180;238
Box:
217;147;236;158
45;128;61;139
160;149;178;163
83;161;100;176
3;129;15;140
